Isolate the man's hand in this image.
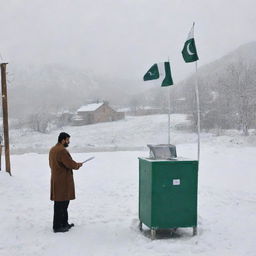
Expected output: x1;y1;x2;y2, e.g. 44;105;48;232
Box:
77;162;83;168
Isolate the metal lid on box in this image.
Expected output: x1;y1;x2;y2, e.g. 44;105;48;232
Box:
147;144;177;160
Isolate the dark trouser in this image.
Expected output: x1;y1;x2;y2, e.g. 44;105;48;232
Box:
53;201;70;230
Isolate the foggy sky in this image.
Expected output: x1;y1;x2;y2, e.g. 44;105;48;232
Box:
1;0;256;83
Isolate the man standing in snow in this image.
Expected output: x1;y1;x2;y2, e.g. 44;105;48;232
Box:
49;132;83;233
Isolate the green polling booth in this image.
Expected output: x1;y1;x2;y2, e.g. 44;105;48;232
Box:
138;145;198;239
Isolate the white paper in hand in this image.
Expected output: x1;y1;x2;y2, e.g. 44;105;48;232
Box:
82;156;95;163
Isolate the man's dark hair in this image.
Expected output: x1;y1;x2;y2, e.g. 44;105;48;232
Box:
58;132;70;143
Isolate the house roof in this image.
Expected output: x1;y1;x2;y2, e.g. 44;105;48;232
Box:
72;114;84;120
77;102;104;112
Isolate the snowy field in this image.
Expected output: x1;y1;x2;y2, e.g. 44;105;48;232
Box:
10;114;256;154
1;114;256;256
10;114;195;154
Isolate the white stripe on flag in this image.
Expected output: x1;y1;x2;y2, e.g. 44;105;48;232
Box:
157;62;165;79
187;24;195;40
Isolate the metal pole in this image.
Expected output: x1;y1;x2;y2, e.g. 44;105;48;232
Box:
0;63;11;175
167;57;171;145
167;86;171;144
195;61;200;162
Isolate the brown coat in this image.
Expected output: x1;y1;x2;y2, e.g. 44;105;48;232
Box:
49;143;80;201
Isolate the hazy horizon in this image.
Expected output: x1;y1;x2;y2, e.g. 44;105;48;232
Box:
1;0;256;83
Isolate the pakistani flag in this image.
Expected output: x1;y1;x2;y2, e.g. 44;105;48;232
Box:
143;62;173;87
182;23;199;63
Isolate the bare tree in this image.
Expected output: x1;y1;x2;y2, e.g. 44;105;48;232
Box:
226;59;256;135
29;111;54;133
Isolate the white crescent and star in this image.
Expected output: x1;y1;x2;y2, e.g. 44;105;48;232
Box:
187;42;195;56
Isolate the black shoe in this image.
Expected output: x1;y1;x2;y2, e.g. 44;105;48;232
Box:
53;227;69;233
66;223;74;229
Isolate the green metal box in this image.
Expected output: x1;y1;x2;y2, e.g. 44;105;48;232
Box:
139;157;198;236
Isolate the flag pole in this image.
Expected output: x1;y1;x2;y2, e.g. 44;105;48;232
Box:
168;86;171;144
167;57;171;144
195;61;200;162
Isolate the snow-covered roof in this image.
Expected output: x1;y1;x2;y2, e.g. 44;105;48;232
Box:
117;107;131;112
143;106;160;110
56;110;74;116
77;102;104;112
72;114;83;121
176;97;186;101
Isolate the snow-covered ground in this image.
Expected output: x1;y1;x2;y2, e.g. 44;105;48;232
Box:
10;114;256;154
1;114;256;256
9;114;194;154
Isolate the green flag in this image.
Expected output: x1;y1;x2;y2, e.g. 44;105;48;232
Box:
182;23;199;63
143;62;173;87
